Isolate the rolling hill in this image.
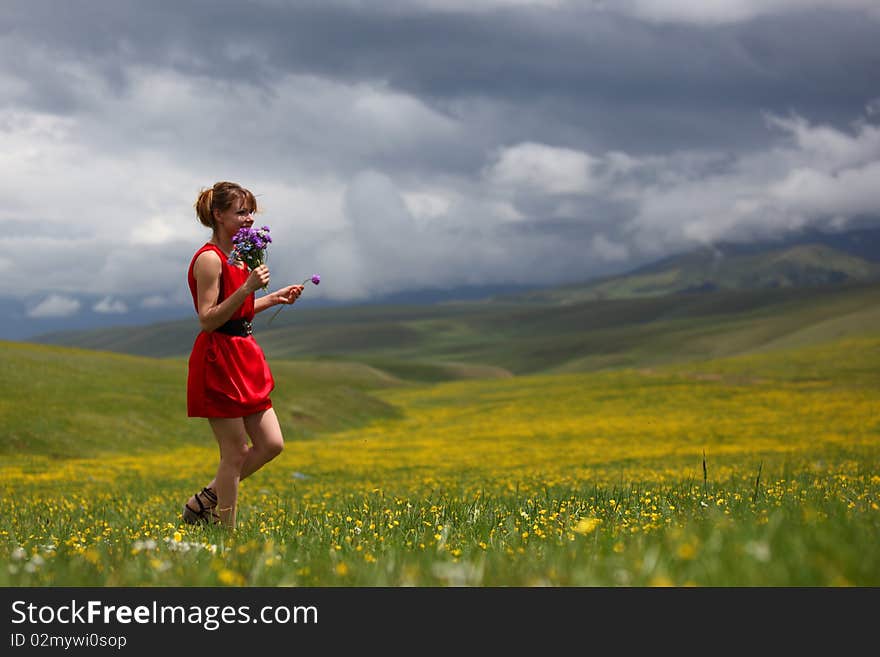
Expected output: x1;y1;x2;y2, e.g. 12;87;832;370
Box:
24;281;880;381
0;340;403;458
26;227;880;380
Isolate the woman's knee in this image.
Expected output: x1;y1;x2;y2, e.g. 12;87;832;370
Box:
265;437;283;459
247;410;284;460
221;442;250;469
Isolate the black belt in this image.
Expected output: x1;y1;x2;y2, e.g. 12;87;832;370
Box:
214;318;253;337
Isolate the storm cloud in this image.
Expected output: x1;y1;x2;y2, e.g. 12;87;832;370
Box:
1;0;878;328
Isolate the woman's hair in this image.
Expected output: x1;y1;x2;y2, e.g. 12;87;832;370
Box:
194;181;258;229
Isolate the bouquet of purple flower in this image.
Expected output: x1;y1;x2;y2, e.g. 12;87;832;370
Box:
267;274;320;326
229;225;272;290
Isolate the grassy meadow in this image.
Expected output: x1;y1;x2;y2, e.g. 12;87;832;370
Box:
1;327;878;586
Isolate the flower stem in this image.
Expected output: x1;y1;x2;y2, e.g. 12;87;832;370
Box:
266;277;313;327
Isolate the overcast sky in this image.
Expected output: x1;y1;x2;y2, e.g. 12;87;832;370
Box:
2;0;879;328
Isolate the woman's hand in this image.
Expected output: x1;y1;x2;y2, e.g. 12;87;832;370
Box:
245;265;270;293
274;284;304;306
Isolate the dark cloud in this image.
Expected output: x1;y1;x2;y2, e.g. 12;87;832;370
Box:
5;2;877;152
0;0;878;338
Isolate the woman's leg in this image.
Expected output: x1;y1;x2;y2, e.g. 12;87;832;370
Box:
240;408;285;479
208;416;250;529
185;409;284;520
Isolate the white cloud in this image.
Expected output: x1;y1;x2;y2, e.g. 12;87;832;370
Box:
350;85;460;148
383;0;569;11
606;1;880;25
384;0;880;22
27;294;81;318
343;169;424;291
770;162;880;218
130;216;182;246
487;142;599;195
140;295;172;309
623;112;880;251
487;201;525;223
312;233;369;300
401;191;454;222
93;297;128;314
0;61;465;304
765;113;880;170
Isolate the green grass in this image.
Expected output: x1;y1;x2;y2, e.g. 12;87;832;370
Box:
0;333;878;586
2;460;877;586
0;341;402;457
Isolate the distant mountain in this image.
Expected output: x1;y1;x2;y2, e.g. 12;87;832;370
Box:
504;227;880;304
21;281;880;379
769;225;880;262
26;226;880;370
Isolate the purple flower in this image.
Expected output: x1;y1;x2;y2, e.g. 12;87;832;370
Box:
229;225;272;291
268;273;322;326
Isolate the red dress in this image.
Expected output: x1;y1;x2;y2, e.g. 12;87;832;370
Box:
186;243;275;418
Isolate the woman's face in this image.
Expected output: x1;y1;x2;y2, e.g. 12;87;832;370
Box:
214;197;254;236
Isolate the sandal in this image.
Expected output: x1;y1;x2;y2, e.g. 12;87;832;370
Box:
182;487;220;525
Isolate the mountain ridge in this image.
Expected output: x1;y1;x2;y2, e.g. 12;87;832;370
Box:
25;226;880;378
500;228;880;305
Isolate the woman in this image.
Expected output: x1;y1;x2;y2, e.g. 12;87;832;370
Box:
183;181;303;530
